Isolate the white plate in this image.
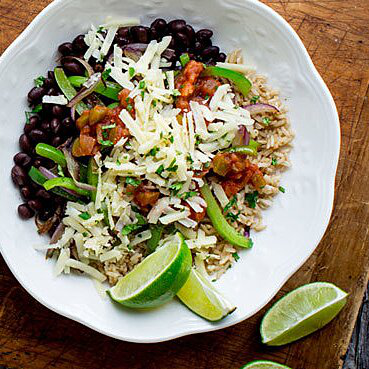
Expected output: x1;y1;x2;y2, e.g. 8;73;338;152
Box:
0;0;340;343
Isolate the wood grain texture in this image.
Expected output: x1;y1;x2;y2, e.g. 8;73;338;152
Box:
1;1;369;368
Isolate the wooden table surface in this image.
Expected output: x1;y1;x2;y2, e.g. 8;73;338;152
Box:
1;1;369;368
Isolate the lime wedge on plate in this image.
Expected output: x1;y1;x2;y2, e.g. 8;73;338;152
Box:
240;360;291;369
177;268;236;321
108;232;191;308
261;282;347;346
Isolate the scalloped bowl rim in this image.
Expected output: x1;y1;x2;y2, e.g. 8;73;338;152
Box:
0;0;340;343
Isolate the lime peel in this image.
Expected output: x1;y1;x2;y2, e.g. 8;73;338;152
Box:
240;360;291;369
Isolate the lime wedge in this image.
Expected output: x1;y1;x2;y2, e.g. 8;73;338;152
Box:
260;282;347;346
108;233;191;308
177;268;236;321
240;360;291;369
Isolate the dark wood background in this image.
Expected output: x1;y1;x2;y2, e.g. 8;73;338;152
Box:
1;1;368;368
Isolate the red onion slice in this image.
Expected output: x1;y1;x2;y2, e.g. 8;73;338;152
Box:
50;223;65;244
62;148;97;191
243;103;279;115
233;125;250;146
123;43;175;62
67;73;102;108
62;56;94;77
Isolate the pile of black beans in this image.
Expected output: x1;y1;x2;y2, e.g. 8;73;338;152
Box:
13;19;224;221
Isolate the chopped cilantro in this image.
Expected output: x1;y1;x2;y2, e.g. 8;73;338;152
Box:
172;89;181;97
126;104;133;112
204;93;210;100
271;157;278;166
155;164;165;175
116;159;121;165
204;162;211;169
212;279;217;282
147;147;159;157
152;100;157;107
182;191;197;200
169;182;183;196
79;212;91;220
249;238;254;247
125;177;141;187
99;139;114;148
224;196;237;213
166;158;178;172
125;97;130;103
226;211;240;222
279;186;286;193
245;191;259;209
102;130;108;139
180;53;190;67
97;26;104;33
262;117;270;125
121;223;141;236
32;104;42;113
168;135;174;143
186;154;194;164
102;68;111;81
34;76;45;87
82;232;88;237
250;95;260;104
139;80;146;89
141;90;145;99
232;252;240;262
102;123;116;130
57;164;64;177
195;134;201;145
129;67;135;77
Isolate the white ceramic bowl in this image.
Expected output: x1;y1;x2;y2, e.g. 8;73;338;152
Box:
0;0;340;343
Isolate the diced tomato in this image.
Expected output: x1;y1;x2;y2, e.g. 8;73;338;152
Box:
133;185;160;211
195;77;221;98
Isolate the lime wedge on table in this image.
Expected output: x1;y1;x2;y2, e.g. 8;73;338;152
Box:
240;360;291;369
177;268;236;321
108;233;191;308
261;282;347;346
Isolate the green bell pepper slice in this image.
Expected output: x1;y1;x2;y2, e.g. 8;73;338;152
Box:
202;66;252;97
35;143;67;167
43;177;90;197
87;157;99;202
68;76;122;101
54;67;89;115
200;183;253;248
28;166;81;202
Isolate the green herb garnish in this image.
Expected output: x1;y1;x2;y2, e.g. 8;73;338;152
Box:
121;223;141;236
155;164;165;175
79;212;91;220
180;53;190;67
125;177;141;187
166;158;178;172
224;195;237;213
262;117;270;125
34;76;45;87
129;67;135;77
102;68;111;81
245;191;259;209
250;95;260;104
279;186;286;193
232;252;240;262
139;80;146;89
169;182;183;196
182;191;197;200
126;104;133;112
271;157;278;166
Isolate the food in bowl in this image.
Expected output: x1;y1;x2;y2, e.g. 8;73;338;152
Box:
11;17;293;319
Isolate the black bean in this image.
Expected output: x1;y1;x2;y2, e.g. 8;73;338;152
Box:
19;134;33;153
58;42;74;56
168;36;176;50
168;19;186;33
117;27;131;39
40;121;51;132
47;71;55;82
33;158;42;168
116;36;130;47
151;18;167;35
62;117;74;130
130;26;150;43
72;34;87;53
28;87;46;103
28;199;43;212
38;208;54;221
43;78;55;90
50;118;62;135
29;181;40;191
47;87;58;96
192;41;205;55
51;136;63;147
150;28;158;41
184;25;195;43
11;165;27;187
217;52;227;62
62;60;84;75
196;29;213;41
29;129;48;143
18;204;34;219
201;46;220;61
39;157;55;169
21;186;33;201
188;52;195;60
36;189;52;201
24;115;39;134
52;105;65;117
94;63;104;73
13;152;32;168
175;32;190;51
